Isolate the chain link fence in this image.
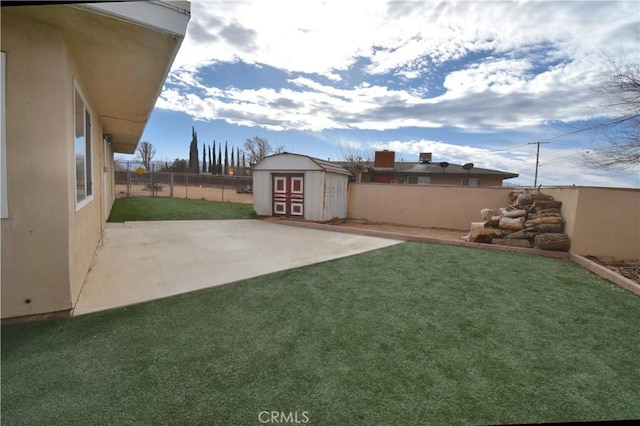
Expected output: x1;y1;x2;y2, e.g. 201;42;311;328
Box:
115;161;253;204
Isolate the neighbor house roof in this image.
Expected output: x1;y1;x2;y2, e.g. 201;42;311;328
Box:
2;1;190;153
387;162;519;179
332;160;519;179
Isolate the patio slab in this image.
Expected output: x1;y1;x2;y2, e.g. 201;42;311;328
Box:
72;220;401;315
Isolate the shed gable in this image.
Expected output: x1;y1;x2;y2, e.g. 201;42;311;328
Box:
253;154;323;172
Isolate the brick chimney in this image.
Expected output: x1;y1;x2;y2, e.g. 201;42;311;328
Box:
374;150;395;170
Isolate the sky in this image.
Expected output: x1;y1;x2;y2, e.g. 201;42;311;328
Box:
130;0;640;188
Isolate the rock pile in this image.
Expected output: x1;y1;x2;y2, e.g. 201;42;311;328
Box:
462;190;571;251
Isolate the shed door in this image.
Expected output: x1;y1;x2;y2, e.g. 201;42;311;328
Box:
272;174;304;217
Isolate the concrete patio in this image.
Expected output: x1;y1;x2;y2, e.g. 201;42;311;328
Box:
73;220;402;315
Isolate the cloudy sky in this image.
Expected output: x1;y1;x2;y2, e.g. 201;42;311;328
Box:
136;0;639;187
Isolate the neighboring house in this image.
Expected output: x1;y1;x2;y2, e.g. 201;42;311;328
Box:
355;150;518;186
253;153;350;221
1;1;190;320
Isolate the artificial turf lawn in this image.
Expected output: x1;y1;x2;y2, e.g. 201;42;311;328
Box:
107;197;255;222
2;242;639;425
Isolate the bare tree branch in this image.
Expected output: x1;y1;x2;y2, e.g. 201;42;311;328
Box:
339;143;372;181
244;136;283;165
136;141;156;170
581;55;640;170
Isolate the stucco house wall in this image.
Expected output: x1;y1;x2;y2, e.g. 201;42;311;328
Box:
1;3;189;321
1;15;76;318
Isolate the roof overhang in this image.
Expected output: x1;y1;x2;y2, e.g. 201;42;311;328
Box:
2;1;190;153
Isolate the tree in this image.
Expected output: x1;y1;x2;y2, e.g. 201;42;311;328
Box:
202;143;207;172
208;145;212;173
169;158;189;172
217;143;222;174
236;147;240;168
136;141;156;170
338;142;372;182
231;147;235;172
188;126;199;172
212;141;217;174
224;141;229;175
243;136;284;165
582;55;640;170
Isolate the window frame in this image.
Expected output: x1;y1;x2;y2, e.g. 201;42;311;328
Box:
1;52;7;218
461;177;479;187
74;83;93;210
407;176;430;185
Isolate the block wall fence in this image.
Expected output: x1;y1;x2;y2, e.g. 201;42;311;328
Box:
347;184;639;260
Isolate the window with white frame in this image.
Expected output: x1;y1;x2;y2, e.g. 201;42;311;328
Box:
1;52;7;218
407;176;430;185
461;177;478;187
74;87;92;206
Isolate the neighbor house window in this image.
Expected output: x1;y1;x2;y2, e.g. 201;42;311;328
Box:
408;176;430;185
418;176;430;185
461;177;478;187
74;86;92;206
1;52;7;218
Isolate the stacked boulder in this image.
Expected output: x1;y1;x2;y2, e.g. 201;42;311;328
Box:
462;190;570;251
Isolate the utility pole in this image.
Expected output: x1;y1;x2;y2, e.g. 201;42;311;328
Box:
528;141;549;187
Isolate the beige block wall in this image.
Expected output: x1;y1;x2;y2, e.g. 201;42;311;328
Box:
546;187;639;260
348;183;513;230
349;183;640;260
1;15;74;317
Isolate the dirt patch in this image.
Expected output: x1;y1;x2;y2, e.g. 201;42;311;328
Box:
585;256;640;284
332;221;467;243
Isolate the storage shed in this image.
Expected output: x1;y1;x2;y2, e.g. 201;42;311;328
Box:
253;153;350;221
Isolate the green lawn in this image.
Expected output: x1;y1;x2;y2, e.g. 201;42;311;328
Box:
107;197;255;222
2;243;639;425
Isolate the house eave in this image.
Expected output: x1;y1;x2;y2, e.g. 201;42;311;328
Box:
2;2;190;154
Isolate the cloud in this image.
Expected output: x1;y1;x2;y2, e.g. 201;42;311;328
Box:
364;138;637;188
154;0;638;189
218;22;258;52
159;1;638;134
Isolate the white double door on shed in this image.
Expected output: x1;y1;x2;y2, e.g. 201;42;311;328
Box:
272;173;304;217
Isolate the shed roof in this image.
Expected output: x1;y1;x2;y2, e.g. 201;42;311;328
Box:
254;153;352;175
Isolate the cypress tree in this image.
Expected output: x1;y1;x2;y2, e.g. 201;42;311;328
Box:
202;143;206;172
236;147;240;168
208;145;212;173
189;127;199;173
217;143;222;174
212;141;217;174
224;141;229;175
188;126;198;171
231;147;235;173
